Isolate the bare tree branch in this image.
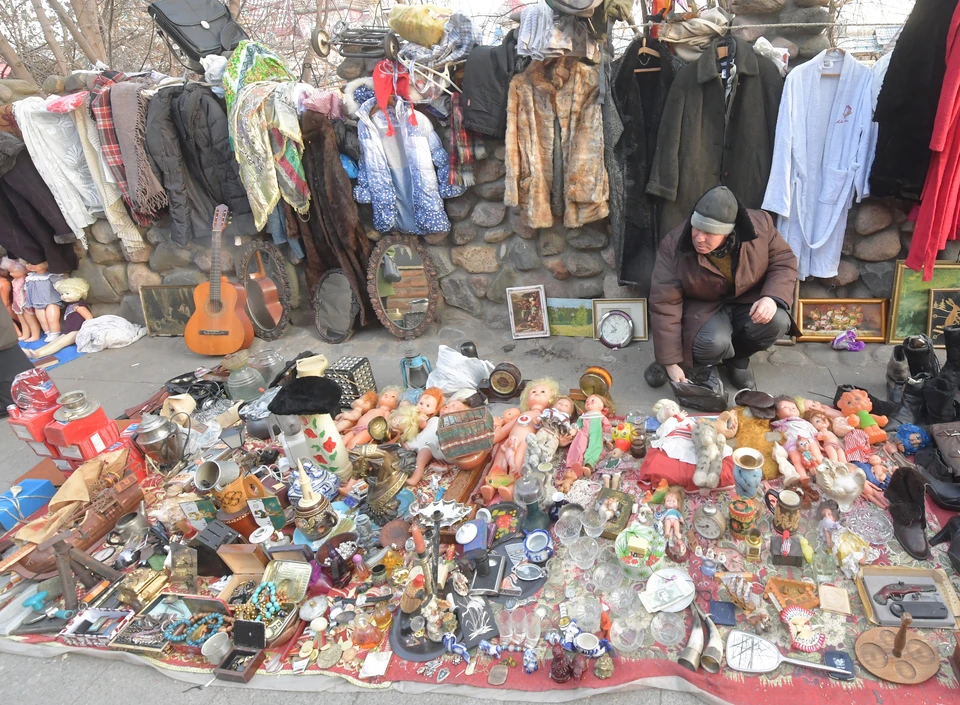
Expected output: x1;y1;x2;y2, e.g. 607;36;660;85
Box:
0;31;39;85
29;0;70;74
68;0;107;61
45;0;99;64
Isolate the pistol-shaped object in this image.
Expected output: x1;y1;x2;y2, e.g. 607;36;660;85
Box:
872;581;937;605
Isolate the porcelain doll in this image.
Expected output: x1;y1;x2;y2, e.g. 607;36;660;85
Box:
803;408;846;463
817;499;873;578
489;378;558;476
24;261;64;342
565;394;612;475
525;396;578;468
661;486;685;544
342;387;402;448
771;396;823;486
336;390;378;433
836;389;888;446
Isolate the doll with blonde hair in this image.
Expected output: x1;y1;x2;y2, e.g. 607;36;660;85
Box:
661;486;685;544
23;278;92;359
488;378;558;478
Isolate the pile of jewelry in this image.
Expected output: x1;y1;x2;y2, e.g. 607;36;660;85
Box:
162;612;231;647
233;581;289;623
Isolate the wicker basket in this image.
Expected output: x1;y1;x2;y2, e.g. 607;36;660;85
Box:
437;408;494;460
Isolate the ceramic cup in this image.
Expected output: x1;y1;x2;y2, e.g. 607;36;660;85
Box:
732;447;764;499
201;631;233;665
523;529;554;564
574;632;608;658
764;487;803;534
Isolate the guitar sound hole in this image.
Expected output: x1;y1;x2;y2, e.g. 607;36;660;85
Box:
205;301;224;316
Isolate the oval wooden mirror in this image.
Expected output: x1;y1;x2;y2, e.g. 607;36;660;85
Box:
313;268;359;343
366;235;438;340
237;240;291;341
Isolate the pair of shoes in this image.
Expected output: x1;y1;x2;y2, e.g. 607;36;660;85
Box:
885;467;931;560
915;447;960;511
722;357;755;391
904;334;941;377
930;516;960;574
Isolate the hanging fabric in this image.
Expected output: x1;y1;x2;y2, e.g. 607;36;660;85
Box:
762;49;876;280
222;40;294;116
646;36;783;236
108;82;169;221
906;1;960;279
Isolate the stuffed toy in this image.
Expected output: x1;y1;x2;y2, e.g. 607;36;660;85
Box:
692;418;726;489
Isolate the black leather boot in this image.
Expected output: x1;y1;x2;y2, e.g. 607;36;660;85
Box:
923;374;959;424
885;467;930;560
915;447;960;511
886;345;910;405
724;357;756;391
897;374;930;425
930;516;960;546
904;334;941;377
945;325;960;374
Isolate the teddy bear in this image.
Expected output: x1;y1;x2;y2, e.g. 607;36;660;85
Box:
836;389;888;446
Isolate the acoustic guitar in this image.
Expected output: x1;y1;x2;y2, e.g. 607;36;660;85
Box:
246;250;283;326
184;205;254;356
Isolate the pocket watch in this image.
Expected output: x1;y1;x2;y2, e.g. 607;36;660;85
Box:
692;502;725;540
597;310;634;349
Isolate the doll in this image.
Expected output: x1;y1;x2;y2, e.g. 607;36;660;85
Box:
661;486;685;544
489;378;558;476
417;387;444;430
0;264;15;337
24;262;64;342
817;499;873;578
866;453;891;487
804;408;846;463
403;398;474;487
336;390;378;433
894;424;931;455
770;396;823;486
22;278;93;359
836;389;888;446
643;399;735;491
525;396;578;468
565;394;612;475
342;387;402;448
3;258;39;342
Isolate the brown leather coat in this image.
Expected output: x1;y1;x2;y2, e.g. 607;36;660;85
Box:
649;204;799;367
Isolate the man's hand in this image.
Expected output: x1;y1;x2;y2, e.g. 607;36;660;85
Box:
665;364;687;384
749;296;777;324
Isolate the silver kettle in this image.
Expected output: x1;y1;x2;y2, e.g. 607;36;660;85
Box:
135;413;189;468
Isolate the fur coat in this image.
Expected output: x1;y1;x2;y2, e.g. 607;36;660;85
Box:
505;58;609;229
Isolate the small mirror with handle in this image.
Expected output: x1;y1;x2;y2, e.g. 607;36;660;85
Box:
725;630;853;677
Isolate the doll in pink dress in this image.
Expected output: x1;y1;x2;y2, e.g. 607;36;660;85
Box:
565;394;611;475
771;396;822;486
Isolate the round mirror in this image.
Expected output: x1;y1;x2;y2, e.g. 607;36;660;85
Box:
238;241;291;341
366;235;438;340
313;268;359;343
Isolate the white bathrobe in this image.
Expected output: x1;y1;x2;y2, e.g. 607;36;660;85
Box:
762;51;877;279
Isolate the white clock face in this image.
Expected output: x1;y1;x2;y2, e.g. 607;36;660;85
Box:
694;516;721;539
600;312;633;347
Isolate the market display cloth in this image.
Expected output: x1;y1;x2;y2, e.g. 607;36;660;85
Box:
17;337;84;370
3;456;959;704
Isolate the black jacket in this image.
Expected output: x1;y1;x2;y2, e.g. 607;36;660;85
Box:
462;30;524;138
871;0;956;201
606;37;680;291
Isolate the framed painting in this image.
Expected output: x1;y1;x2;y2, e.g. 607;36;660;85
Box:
889;260;960;342
546;298;594;337
796;298;887;343
927;288;960;348
592;298;648;341
506;285;549;339
140;285;197;337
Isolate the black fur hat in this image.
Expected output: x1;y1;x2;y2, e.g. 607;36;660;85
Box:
268;376;343;416
884;466;927;527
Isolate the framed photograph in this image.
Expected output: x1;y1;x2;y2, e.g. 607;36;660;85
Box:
889;260;960;342
505;285;550;339
546;298;594;337
927;288;960;348
592;298;648;341
139;285;197;337
796;298;887;342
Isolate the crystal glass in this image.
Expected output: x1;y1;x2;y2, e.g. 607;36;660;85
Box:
572;595;602;633
569;537;600;571
592;561;624;593
248;348;286;385
554;514;582;546
610;616;645;654
510;609;527;648
580;509;606;538
607;586;638;618
651;612;685;647
524;611;542;648
494;609;513;645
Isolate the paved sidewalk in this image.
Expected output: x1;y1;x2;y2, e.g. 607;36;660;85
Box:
0;318;901;705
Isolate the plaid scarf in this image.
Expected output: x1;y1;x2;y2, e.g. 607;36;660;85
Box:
90;71;157;227
448;93;486;188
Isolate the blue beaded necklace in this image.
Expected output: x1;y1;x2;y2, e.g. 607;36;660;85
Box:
251;581;280;622
162;613;224;647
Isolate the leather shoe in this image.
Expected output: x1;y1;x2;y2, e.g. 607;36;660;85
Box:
916;464;960;512
724;360;756;391
930;516;960;546
885;467;930;560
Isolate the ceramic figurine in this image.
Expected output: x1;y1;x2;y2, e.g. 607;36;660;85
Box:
611;422;634;452
571;653;588;681
691;418;726;489
594;652;614;679
804;408;847;463
342;387;402;448
566;394;612;475
443;633;471;662
487;378;558;485
836;389;888;446
336;390;378;433
549;643;573;683
523;648;539;674
661;486;685;544
525;397;578;468
817;460;867;512
818;499;873;578
771;396;823;486
895;424;932;454
479;640;503;659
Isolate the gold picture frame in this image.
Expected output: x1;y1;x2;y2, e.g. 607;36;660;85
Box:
927;288;960;348
888;260;960;343
796;298;888;343
139;285;197;337
592;298;648;342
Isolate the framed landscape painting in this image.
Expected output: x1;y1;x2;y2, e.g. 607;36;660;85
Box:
546;298;593;337
889;261;960;342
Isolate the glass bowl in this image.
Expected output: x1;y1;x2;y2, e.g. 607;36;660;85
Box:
568;536;600;571
607;586;639;618
592;561;624;593
610;616;645;654
554;514;582;546
571;595;602;633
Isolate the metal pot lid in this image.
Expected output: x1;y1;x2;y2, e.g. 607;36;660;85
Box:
53;391;100;422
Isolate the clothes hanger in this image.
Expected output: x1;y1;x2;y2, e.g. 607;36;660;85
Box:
822;46;844;77
635;36;662;73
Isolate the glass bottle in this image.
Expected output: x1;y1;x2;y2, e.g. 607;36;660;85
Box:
382;544;403;575
223;351;266;402
248;348;286;386
352;554;371;581
373;601;393;630
352;613;383;649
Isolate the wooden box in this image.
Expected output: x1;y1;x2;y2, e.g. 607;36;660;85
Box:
216;544;269;604
770;536;803;567
109;592;230;656
214;619;266;683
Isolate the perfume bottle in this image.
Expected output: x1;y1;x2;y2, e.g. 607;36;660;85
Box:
352;613;383;649
382;544;403;575
352;554;371;581
373;601;393;630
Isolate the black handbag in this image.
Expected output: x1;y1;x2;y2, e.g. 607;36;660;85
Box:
148;0;248;71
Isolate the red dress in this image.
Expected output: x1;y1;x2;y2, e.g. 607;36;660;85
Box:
906;1;960;279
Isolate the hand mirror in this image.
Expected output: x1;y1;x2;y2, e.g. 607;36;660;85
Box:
237;241;290;341
725;630;852;677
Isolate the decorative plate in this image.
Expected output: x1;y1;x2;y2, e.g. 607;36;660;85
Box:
488;502;523;542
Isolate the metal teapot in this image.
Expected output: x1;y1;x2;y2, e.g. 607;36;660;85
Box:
135;413;189;468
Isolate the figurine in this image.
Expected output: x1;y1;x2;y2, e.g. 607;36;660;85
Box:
817;499;873;578
714;409;739;439
566;394;612;475
525;396;578;468
836;389;888;446
594;652;614;679
817;460;867;512
799;537;814;563
643;400;734;491
804;408;847;463
549;643;572;683
342;387;402;448
691;418;726;489
771;396;823;486
571;653;588;680
661;486;685;544
522;648;539;674
894;424;931;455
336;390;378;433
611;422;634;453
417;388;444;430
488;378;558;481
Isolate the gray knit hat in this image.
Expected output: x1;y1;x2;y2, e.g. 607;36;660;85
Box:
691;186;737;235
